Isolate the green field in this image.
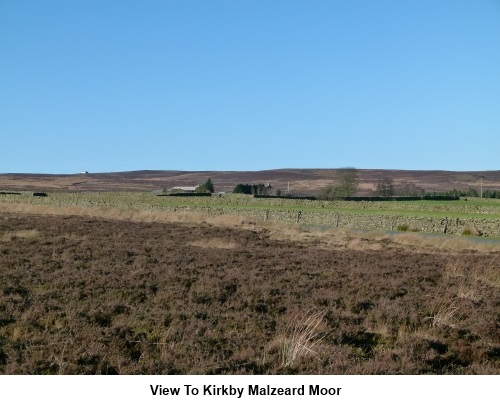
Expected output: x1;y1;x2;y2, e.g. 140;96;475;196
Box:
2;191;500;218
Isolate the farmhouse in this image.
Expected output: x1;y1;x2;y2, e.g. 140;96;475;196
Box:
167;185;200;193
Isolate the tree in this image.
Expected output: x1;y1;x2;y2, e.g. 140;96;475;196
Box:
466;187;478;197
233;183;271;195
376;178;395;197
233;184;252;194
335;167;359;197
256;184;266;196
318;168;359;200
195;178;215;193
318;185;339;200
204;178;214;193
397;182;425;197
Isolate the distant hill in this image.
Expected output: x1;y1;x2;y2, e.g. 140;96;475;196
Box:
1;169;499;195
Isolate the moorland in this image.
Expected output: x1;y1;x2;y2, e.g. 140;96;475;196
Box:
1;168;500;195
0;188;499;374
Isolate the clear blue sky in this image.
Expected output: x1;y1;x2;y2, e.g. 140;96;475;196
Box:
1;0;499;174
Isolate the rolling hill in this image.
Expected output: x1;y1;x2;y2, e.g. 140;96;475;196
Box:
1;169;499;196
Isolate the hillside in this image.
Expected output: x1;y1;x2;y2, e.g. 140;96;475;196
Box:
1;169;499;195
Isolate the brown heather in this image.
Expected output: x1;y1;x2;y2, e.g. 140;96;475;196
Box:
0;208;499;374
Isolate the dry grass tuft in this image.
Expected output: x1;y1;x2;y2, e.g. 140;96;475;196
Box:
346;238;383;251
269;225;500;254
479;256;500;289
456;280;487;303
390;232;500;253
188;238;238;249
267;226;350;250
425;256;500;329
442;260;486;303
207;214;258;227
445;256;500;290
461;226;482;236
265;309;327;368
0;202;260;230
443;259;467;279
1;229;40;242
427;299;462;328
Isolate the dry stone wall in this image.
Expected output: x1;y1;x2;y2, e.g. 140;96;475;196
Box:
170;206;500;237
1;192;498;237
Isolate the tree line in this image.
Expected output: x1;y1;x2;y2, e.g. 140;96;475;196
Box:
177;174;500;200
232;183;275;196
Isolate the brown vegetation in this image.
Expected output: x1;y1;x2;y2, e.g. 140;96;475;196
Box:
1;168;499;195
0;211;499;374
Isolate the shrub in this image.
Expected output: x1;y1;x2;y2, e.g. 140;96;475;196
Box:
461;227;482;237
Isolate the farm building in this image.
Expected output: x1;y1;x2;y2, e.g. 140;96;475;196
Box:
167;185;201;193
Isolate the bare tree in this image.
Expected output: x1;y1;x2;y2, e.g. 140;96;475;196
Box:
319;167;359;199
376;178;395;197
335;167;359;197
318;184;338;200
397;182;424;197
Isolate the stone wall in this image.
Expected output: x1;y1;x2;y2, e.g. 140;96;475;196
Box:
167;206;500;237
2;192;498;237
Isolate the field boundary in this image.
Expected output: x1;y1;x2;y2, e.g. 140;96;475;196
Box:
2;198;500;237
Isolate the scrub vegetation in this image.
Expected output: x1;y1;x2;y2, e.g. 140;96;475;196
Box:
0;206;499;374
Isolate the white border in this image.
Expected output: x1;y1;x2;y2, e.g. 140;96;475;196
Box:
1;375;498;405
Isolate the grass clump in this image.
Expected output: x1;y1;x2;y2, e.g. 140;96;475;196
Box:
461;226;482;237
264;309;327;369
1;229;40;242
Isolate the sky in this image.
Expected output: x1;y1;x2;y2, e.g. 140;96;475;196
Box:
1;0;499;174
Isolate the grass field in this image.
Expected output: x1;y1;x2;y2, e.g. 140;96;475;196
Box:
2;191;500;218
